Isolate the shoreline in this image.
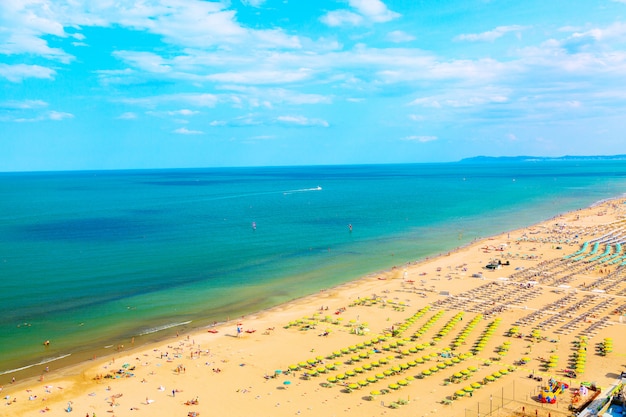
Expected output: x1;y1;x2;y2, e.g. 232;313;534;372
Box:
3;197;626;417
0;199;608;384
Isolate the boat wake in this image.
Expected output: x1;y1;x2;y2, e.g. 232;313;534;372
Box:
283;186;322;195
204;186;321;200
0;353;72;376
138;320;192;336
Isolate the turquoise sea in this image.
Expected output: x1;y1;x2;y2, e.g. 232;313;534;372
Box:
1;161;626;381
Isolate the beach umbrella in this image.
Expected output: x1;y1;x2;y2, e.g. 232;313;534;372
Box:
429;366;439;373
421;370;431;377
463;386;473;393
460;369;470;376
375;373;385;379
370;361;380;367
383;370;393;376
471;382;482;389
499;368;509;375
455;390;466;398
452;358;461;363
283;380;291;387
468;366;478;372
485;375;495;382
358;380;369;387
370;390;382;396
362;364;372;371
327;376;337;383
366;376;377;383
288;364;299;371
388;383;400;390
325;364;335;370
346;370;356;377
316;366;327;373
348;383;359;390
492;372;502;378
336;373;346;380
398;379;409;386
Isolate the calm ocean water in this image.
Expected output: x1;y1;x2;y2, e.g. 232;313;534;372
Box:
1;161;626;378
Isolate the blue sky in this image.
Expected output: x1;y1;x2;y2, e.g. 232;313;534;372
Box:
2;0;626;171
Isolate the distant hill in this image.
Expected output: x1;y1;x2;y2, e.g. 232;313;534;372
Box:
459;155;626;163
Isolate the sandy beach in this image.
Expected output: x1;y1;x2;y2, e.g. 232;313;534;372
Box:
3;199;626;417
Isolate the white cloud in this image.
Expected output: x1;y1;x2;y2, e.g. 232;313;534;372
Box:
168;109;199;116
387;30;415;43
48;110;74;120
409;88;510;108
0;64;56;82
14;110;74;123
207;68;314;85
348;0;400;23
173;127;203;135
276;115;329;127
402;135;438;142
321;0;399;27
122;93;218;108
320;10;364;27
0;99;48;110
113;51;172;74
455;25;526;42
117;112;137;120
